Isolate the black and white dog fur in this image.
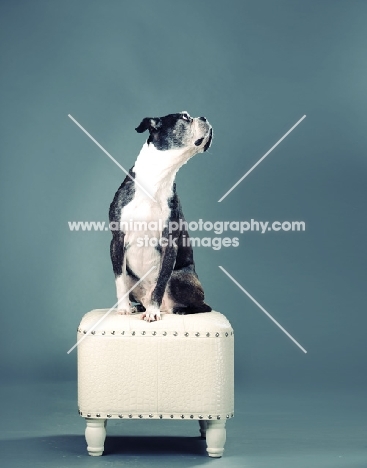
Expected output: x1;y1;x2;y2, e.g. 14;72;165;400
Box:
109;111;213;322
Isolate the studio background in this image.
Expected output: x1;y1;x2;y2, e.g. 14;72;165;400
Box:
0;1;366;467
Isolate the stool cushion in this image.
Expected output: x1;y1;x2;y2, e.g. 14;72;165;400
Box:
77;310;234;421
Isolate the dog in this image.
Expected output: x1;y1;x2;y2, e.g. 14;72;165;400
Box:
109;111;213;322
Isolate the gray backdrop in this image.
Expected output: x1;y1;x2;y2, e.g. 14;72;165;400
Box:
1;0;366;392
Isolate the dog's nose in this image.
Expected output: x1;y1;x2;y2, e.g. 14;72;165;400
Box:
199;116;207;122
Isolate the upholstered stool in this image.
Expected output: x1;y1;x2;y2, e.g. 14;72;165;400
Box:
77;309;234;458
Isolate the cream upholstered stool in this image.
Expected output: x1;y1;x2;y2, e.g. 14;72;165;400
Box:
77;309;234;458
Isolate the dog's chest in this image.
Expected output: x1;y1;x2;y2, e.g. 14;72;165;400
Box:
120;190;170;277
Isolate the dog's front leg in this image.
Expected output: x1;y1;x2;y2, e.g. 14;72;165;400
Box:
110;231;131;314
142;232;177;322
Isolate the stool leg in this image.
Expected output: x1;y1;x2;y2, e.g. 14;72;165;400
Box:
198;420;208;439
205;420;226;458
85;418;107;456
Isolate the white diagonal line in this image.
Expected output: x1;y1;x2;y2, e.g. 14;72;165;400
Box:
218;115;306;202
219;266;307;353
68;114;156;202
67;266;156;354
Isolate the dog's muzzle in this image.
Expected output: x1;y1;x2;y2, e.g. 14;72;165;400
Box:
194;128;212;151
203;128;213;152
194;116;213;151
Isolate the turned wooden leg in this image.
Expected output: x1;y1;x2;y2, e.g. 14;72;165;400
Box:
85;418;107;456
205;420;226;458
199;420;208;439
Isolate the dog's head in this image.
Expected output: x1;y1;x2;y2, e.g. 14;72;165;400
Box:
135;111;212;153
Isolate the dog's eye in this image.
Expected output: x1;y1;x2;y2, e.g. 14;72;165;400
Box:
181;112;190;121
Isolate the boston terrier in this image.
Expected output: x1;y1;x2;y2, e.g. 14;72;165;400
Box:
109;111;213;322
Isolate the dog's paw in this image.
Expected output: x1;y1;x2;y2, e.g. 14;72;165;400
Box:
116;308;132;315
141;306;161;322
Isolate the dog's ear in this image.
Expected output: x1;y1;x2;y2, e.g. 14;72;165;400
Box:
135;117;161;133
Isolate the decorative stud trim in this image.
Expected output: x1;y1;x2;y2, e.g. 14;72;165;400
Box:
78;411;234;420
78;329;234;337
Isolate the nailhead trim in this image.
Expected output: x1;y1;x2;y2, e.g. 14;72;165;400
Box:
78;411;234;419
78;330;233;336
